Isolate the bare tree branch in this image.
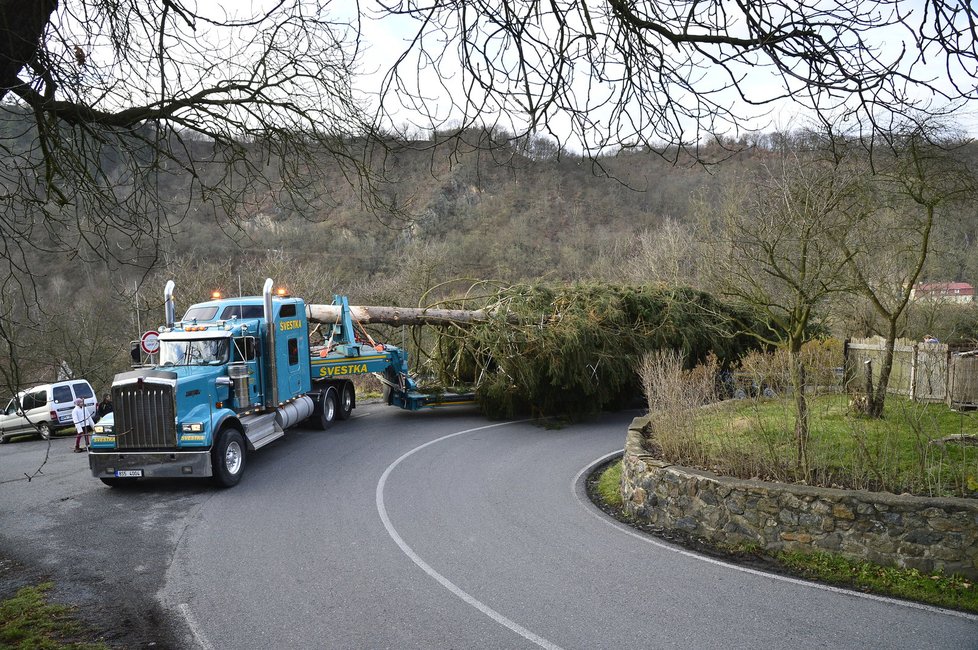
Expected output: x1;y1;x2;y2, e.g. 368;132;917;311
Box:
0;0;402;330
376;1;977;158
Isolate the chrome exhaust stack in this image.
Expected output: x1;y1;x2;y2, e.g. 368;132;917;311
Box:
164;280;176;328
262;278;278;408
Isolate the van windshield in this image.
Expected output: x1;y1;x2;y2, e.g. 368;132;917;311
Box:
159;339;229;367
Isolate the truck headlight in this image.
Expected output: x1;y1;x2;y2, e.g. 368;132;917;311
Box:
181;422;204;433
94;425;112;434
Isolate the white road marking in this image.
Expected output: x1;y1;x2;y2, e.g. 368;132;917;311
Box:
575;450;978;623
178;603;215;650
376;421;565;650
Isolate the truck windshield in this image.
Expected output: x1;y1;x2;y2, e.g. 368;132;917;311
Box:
159;339;229;366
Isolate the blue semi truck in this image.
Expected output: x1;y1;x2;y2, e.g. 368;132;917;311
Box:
89;279;473;487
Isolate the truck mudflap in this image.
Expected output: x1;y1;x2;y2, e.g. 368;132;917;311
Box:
89;450;213;480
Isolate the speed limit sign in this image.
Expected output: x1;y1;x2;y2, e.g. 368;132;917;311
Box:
140;330;160;355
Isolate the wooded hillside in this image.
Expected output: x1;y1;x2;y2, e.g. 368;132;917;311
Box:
2;125;977;394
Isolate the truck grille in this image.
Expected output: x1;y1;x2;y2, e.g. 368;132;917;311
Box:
112;382;177;450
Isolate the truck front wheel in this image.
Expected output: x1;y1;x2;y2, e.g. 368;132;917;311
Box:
212;427;246;487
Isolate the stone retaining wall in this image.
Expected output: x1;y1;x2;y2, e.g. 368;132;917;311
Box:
621;416;978;578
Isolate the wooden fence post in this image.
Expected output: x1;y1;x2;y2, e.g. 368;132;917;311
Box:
910;343;918;402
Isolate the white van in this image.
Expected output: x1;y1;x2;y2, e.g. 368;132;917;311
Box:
0;380;97;443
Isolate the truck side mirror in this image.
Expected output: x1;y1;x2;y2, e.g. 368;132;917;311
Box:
130;343;142;365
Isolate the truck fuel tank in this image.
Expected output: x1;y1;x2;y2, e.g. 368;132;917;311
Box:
274;395;315;431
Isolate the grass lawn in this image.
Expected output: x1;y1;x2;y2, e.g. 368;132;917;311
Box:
676;394;978;497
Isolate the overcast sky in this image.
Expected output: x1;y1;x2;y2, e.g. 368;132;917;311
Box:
356;2;977;147
143;1;978;148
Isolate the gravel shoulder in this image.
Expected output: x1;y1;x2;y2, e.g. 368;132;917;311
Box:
0;435;199;649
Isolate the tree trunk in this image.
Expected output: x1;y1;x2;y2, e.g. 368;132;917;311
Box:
0;0;58;99
868;320;898;418
306;304;516;327
788;344;810;481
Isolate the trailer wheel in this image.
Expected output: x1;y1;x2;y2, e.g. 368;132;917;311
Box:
337;382;354;420
212;427;246;487
381;367;399;405
318;388;337;429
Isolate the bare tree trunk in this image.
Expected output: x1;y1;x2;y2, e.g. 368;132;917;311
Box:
869;320;898;418
0;0;58;99
789;344;810;481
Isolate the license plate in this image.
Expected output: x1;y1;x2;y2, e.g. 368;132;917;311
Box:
115;470;143;478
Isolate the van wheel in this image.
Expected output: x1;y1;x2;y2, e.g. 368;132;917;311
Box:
319;388;337;429
337;383;354;420
38;423;52;440
212;427;246;487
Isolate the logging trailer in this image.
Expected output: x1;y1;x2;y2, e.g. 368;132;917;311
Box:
89;279;474;487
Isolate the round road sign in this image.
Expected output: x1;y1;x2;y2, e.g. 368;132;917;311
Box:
140;330;160;355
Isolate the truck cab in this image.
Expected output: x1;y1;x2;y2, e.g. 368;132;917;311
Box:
88;278;456;489
176;292;312;409
90;280;316;487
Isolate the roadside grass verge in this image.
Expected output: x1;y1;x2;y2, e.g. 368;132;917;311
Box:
595;461;623;509
778;550;978;613
0;583;106;650
592;461;978;614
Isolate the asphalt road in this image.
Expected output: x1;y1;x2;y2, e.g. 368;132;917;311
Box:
2;404;977;649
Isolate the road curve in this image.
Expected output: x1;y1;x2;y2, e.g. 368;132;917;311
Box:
163;404;978;649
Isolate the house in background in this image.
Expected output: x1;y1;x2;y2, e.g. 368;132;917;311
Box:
910;281;976;304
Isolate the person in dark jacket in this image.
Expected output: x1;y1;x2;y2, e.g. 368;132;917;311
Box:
94;393;113;423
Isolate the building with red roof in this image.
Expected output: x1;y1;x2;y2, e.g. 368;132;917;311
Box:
910;281;975;304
